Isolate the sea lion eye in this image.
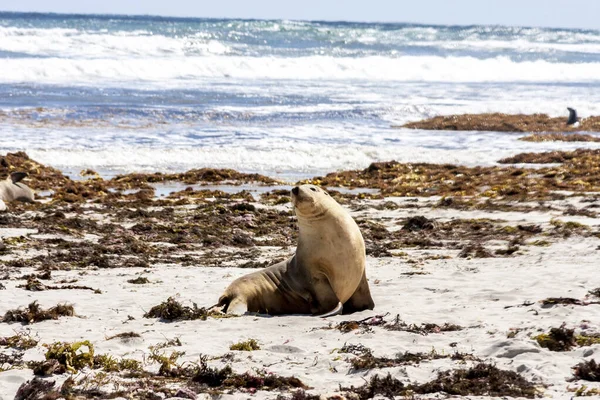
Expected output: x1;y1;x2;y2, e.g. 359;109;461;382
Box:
310;187;317;192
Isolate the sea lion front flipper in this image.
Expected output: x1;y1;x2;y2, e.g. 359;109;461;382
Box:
309;275;340;316
316;302;343;318
9;172;27;184
342;271;375;314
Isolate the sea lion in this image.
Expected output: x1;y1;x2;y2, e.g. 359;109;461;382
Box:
0;172;35;204
215;184;374;316
567;107;580;127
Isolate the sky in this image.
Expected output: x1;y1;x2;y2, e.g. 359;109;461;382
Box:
2;0;600;30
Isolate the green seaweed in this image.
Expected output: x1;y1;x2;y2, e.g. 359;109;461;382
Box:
230;339;260;351
44;340;94;373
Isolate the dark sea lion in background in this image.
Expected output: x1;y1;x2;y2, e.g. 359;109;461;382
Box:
216;184;374;316
567;107;580;127
0;172;35;204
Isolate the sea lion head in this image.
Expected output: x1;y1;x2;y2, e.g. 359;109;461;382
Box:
290;184;334;219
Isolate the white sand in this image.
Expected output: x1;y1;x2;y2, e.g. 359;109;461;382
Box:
1;197;599;399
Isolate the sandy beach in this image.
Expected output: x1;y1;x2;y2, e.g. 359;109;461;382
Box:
1;151;599;399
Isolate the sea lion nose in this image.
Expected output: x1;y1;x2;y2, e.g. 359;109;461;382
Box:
291;186;299;195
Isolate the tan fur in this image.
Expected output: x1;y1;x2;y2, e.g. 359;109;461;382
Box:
0;173;35;204
216;184;374;316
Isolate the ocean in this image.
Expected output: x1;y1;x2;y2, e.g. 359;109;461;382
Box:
1;12;600;180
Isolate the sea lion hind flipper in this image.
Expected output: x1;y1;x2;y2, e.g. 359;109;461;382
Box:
217;294;248;315
9;172;27;184
342;271;375;314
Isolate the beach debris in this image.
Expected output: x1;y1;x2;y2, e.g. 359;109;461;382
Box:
105;332;142;341
127;276;150;284
399;112;600;132
346;346;475;371
520;133;600;142
2;301;75;324
93;354;142;374
457;243;494;258
540;296;600;307
304;149;600;200
0;331;38;350
535;324;600;352
340;363;539;398
191;355;308;391
572;359;600;381
401;215;436;231
332;314;388;333
14;378;58;400
40;340;95;374
534;325;576;351
383;314;463;334
230;339;260;351
275;390;320;400
144;296;222;321
16;277;102;293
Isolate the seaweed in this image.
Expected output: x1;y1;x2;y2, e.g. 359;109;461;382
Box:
338;343;371;356
499;149;600;164
400;113;600;133
304;149;600;200
2;301;75;324
457;243;494;258
349;349;459;371
341;363;539;399
540;297;584;307
412;363;539;398
333;314;387;333
383;314;463;334
520;133;600;143
276;390;320;400
534;326;576;351
572;359;600;382
0;331;38;350
148;349;186;377
127;276;151;284
340;373;406;399
106;332;142;341
191;355;234;387
534;325;600;352
0;351;25;371
230;339;260;351
14;377;59;400
190;355;307;391
401;215;436;231
16;278;101;293
143;297;211;322
44;340;95;373
93;354;143;373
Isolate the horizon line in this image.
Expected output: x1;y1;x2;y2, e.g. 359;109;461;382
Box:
0;9;596;32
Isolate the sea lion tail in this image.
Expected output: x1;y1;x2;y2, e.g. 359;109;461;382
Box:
316;302;343;318
9;172;27;184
